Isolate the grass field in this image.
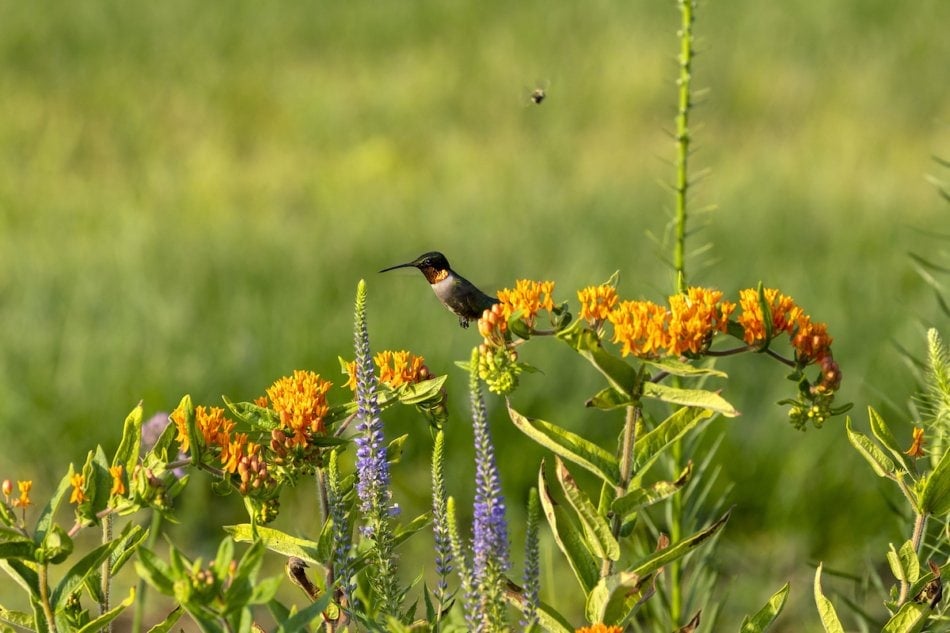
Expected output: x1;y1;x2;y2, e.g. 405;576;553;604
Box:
1;1;948;628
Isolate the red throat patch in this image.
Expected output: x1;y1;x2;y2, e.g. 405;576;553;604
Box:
424;267;449;284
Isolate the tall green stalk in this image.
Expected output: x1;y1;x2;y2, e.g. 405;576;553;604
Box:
669;0;696;626
673;0;696;295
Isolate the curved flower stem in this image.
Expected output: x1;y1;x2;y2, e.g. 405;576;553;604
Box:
602;404;640;578
333;412;359;438
898;511;929;606
706;345;798;367
38;563;57;633
100;512;113;631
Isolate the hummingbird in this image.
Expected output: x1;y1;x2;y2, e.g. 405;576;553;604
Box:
379;251;498;328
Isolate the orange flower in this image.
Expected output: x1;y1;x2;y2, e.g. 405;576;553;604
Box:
608;300;669;358
69;473;86;504
737;287;802;345
170;406;190;453
667;287;735;355
266;370;333;445
905;427;925;458
342;360;358;392
791;316;833;363
109;465;126;497
195;406;234;448
478;303;509;347
376;350;430;389
254;395;269;408
576;625;623;633
12;480;32;508
578;284;618;324
497;279;556;326
220;433;250;474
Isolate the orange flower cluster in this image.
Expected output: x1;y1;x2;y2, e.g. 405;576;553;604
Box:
376;350;432;389
496;279;555;326
668;287;736;355
608;300;670;358
478;302;509;347
343;351;432;391
171;404;262;476
3;479;32;508
265;370;332;445
905;427;926;458
110;465;126;496
69;473;86;504
737;288;833;362
578;284;618;324
576;625;623;633
607;288;733;358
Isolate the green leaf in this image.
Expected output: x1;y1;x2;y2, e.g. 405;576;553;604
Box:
555;457;619;561
89;445;113;516
0;606;34;629
813;563;845;633
537;462;598;593
134;548;175;595
274;590;333;633
643;357;727;378
920;443;950;515
886;541;920;584
178;395;201;464
249;574;282;605
110;523;149;575
846;418;897;479
35;471;72;544
612;471;689;519
627;511;729;579
215;537;235;580
503;576;574;633
739;582;789;633
51;534;126;609
508;401;620;485
38;523;72;565
75;587;136;633
397;376;448;405
642;382;738;416
145;606;183;633
586;386;635;410
757;283;775;346
0;530;37;561
224;525;322;565
114;403;144;476
881;602;929;633
557;319;639;395
868;407;910;471
0;559;40;597
586;570;655;625
634;406;713;477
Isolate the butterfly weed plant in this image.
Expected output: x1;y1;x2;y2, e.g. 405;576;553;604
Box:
1;2;947;633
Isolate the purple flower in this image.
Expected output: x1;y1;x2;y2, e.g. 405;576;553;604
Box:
350;280;400;615
467;348;510;628
353;289;395;524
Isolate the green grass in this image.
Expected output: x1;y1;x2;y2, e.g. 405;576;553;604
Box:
0;0;947;627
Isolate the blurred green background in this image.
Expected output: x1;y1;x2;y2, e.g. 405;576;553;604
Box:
0;0;947;629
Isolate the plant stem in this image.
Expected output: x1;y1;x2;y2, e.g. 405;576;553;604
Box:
670;1;695;623
673;0;696;294
38;563;58;633
603;404;640;578
101;512;113;632
898;511;929;605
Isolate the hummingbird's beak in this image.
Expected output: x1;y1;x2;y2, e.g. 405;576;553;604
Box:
378;262;417;273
